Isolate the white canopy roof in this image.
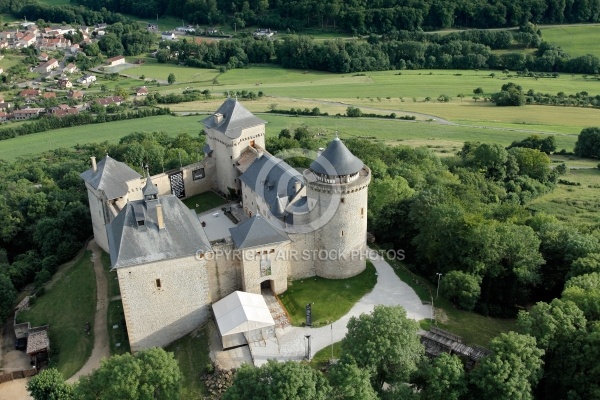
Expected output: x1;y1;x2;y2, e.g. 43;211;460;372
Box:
212;291;275;336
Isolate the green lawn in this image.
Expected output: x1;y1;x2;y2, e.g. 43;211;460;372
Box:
107;300;130;355
541;24;600;58
17;251;96;378
165;325;211;399
310;340;343;369
0;115;204;161
182;191;227;213
279;261;377;327
120;60;220;84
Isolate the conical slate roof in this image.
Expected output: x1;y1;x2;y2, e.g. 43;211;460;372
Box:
229;215;289;249
310;137;363;176
202;98;266;139
142;173;159;198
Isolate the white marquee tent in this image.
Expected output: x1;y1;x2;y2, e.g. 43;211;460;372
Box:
212;291;275;349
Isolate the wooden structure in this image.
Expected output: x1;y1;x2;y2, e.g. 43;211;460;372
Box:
420;327;490;369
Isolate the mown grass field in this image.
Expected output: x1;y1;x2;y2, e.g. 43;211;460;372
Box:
541;24;600;58
279;261;377;326
16;251;96;379
0;115;204;161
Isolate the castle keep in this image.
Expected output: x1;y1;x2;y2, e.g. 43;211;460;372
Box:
81;99;371;352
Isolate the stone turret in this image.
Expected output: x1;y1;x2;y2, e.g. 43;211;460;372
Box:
304;137;371;279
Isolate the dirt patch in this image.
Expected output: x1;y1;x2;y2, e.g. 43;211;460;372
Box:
435;307;449;323
0;378;33;400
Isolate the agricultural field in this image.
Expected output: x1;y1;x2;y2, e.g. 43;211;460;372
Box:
541;24;600;58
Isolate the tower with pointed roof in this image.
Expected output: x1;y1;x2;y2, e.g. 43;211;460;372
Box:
202;98;266;197
304;136;372;279
80;155;143;252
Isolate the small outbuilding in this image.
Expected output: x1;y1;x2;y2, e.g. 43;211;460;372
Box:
212;291;275;349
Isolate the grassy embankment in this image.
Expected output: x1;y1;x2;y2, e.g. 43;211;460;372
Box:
16;251;96;379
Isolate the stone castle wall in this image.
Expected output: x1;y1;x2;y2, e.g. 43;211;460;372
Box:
205;242;243;302
240;241;290;295
117;255;211;352
85;184;110;253
150;158;216;199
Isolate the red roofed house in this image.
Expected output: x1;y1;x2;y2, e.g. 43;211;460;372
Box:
105;55;126;67
57;77;72;89
51;104;79;118
68;90;84;99
42;92;57;99
35;58;59;74
19;33;36;47
97;96;124;106
136;86;148;96
0;112;7;122
38;52;49;62
19;89;40;98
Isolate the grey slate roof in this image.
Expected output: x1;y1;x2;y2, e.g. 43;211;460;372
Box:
310;137;364;176
229;215;290;249
80;156;141;200
107;195;211;268
202;98;266;139
142;174;159;197
239;152;303;210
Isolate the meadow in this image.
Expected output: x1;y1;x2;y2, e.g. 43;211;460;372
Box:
540;24;600;58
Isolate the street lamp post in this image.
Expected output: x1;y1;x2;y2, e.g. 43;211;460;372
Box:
305;335;312;361
436;273;442;298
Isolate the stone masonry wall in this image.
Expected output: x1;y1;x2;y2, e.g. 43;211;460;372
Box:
205;242;243;302
85;184;109;253
240;242;290;295
117;255;211;352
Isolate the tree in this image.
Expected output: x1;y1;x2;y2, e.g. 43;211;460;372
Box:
167;73;176;85
470;332;544;400
74;348;181;400
27;368;73;400
222;360;331;400
328;355;378;400
491;82;526;106
342;305;424;390
517;298;587;351
562;272;600;320
346;106;362;117
569;253;600;278
574;127;600;158
415;353;467;400
473;87;484;95
439;270;482;310
0;274;16;321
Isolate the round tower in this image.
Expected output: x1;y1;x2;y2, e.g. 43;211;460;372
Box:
304;137;371;279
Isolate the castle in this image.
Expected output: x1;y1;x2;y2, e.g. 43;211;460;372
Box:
80;99;371;352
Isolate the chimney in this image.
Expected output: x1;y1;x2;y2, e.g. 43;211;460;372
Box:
213;113;223;124
294;180;302;193
156;204;165;230
91;156;97;172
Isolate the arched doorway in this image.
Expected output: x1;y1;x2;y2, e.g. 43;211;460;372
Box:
260;280;274;293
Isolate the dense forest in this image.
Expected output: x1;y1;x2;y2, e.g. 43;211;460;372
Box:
69;0;600;32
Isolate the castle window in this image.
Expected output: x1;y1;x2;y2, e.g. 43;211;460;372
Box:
341;198;345;203
155;279;161;289
137;220;145;227
361;207;364;217
341;230;344;237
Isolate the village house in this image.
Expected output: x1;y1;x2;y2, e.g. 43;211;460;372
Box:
67;90;84;99
105;55;126;67
13;108;43;120
77;74;96;84
0;40;8;50
63;63;77;74
39;38;71;51
136;86;148;96
0;102;11;111
42;92;57;99
35;58;59;74
0;112;7;122
19;33;36;47
19;89;40;98
51;104;79;118
38;52;49;62
161;31;177;41
176;25;196;34
57;77;72;89
97;96;124;107
147;23;158;31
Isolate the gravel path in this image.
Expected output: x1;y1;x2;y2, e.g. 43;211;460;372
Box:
67;240;110;383
249;251;432;365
